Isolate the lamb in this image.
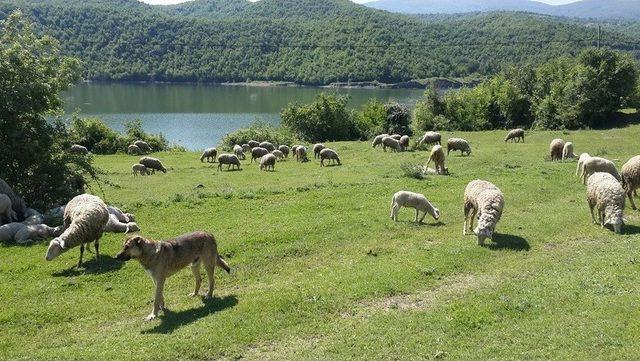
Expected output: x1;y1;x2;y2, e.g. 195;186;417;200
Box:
70;144;89;155
259;153;277;171
621;155;640;210
242;144;252;153
447;138;471;156
127;144;142;155
576;153;591;177
549;139;565;161
259;141;275;152
134;140;152;153
418;131;441;146
313;143;326;159
562;142;575;160
139;156;167;174
296;146;309;162
426;145;448;175
132;163;150;176
504;129;525;143
382;136;402;152
278;145;290;158
233;145;246;160
319;148;341;166
251;147;270;163
271;149;285;160
200;148;218;163
0;178;27;221
390;191;440;223
0;222;62;244
217;154;241;171
248;140;260;148
103;214;140;234
0;194;17;225
581;157;620;185
371;134;389;148
390;134;402;141
586;172;625;233
45;194;110;267
399;135;410;149
463;180;505;246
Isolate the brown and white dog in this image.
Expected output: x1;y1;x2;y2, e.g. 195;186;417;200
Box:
116;231;230;320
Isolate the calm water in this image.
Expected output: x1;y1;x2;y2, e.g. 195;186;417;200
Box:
63;83;425;150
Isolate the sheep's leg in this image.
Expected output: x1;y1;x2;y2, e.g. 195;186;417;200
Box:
77;244;84;268
94;240;100;263
628;190;638;210
418;209;427;223
189;261;202;297
589;203;597;224
204;262;216;300
390;203;399;221
463;204;472;235
415;209;420;222
468;209;477;234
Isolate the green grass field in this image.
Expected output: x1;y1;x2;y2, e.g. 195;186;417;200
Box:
2;125;640;360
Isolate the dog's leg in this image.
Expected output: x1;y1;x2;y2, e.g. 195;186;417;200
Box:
77;244;84;268
189;260;202;297
147;277;165;321
204;261;216;300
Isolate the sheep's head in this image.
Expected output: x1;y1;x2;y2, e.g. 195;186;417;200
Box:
474;226;493;246
125;223;140;233
116;235;144;261
45;238;65;261
432;208;441;221
605;211;623;234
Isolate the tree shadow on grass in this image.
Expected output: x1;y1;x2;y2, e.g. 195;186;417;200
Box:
51;254;125;277
486;233;530;251
142;295;238;334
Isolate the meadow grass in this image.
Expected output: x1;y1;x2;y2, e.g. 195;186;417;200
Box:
1;126;640;360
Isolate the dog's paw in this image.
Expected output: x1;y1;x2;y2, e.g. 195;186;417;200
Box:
145;313;157;321
188;292;199;297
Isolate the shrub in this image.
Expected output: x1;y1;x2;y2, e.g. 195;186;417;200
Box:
281;93;358;142
221;120;296;149
356;99;387;139
384;102;413;136
69;117;169;154
122;120;169;152
400;163;427;180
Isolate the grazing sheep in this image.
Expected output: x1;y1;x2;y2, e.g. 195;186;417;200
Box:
140;157;167;174
259;153;277;171
390;134;402;141
251;147;270;163
621;155;640;210
45;194;110;267
200;148;218;163
0;194;17;225
242;144;252;153
504;129;525;143
382;136;402;152
272;149;285;160
576;153;591;177
418;131;441;146
233;145;246;160
291;145;305;160
581;157;620;185
296;146;309;162
372;134;389;148
447;138;471;156
463;180;505;246
313;143;326;159
69;144;89;155
0;222;62;244
586;172;625;233
217;154;241;171
132;163;150;176
259;141;276;152
134;140;151;153
319;148;341;166
562;142;575;160
278;145;290;158
549;139;565;161
127;144;142;155
426;145;448;175
400;135;410;149
103;214;140;234
248;140;260;148
0;178;27;221
390;191;440;223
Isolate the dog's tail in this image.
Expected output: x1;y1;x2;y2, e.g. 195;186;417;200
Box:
217;255;231;274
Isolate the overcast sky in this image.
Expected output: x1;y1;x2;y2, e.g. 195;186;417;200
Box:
140;0;582;6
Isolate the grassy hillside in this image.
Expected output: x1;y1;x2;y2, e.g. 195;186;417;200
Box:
1;125;640;360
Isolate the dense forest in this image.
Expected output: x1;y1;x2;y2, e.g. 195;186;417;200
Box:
0;0;637;85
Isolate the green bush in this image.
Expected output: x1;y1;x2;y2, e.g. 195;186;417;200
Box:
122;120;169;152
69;118;169;154
221;120;296;149
356;99;387;139
281;93;358;142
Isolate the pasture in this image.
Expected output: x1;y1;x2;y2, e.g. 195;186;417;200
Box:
1;126;640;360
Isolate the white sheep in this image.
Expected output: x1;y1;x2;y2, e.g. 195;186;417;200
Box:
248;140;260;148
107;206;134;223
319;148;341;166
372;134;389;148
259;141;276;152
259;153;277;171
132;163;150;176
217;154;241;171
233;145;246;160
271;149;285;160
278;145;290;158
399;135;410;149
127;144;142;155
200;148;218;163
576;153;591;177
418;131;441;146
103;214;140;234
296;146;309;162
70;144;89;155
581;157;620;185
0;222;62;244
313;143;326;159
549;138;564;161
134;140;151;153
390;191;440;223
0;178;27;221
45;194;110;267
140;157;167;174
463;180;505;246
0;194;17;225
562;142;575;160
621;155;640;210
504;129;525;143
586;172;625;234
382;136;402;152
242;144;252;153
251;147;269;163
390;134;402;141
447;138;471;156
426;145;448;175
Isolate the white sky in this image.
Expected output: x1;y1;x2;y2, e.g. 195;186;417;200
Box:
140;0;582;6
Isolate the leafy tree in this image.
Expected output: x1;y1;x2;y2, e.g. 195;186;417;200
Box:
384;102;413;136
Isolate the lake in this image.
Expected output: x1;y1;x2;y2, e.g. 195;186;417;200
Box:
63;83;425;150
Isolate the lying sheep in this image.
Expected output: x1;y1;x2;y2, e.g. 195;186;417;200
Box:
0;194;17;225
504;129;525;143
200;148;218;163
217;154;241;171
319;148;341;166
447;138;471;156
248;140;260;148
549;139;565;161
390;191;440;223
400;135;410;149
562;142;575;160
103;214;140;234
296;146;309;162
426;145;448;175
45;194;110;267
382;136;402;152
0;222;62;244
581;157;620;185
463;180;505;246
576;153;591;177
140;156;167;174
313;143;326;159
0;178;27;221
132;163;150;176
43;206;65;226
233;145;246;160
278;145;290;158
418;131;441;146
621;155;640;210
242;144;252;153
107;206;134;223
22;213;45;226
127;144;142;155
259;153;277;171
272;149;285;160
134;140;151;153
586;172;625;233
251;147;269;163
372;134;389;148
70;144;89;155
259;141;275;152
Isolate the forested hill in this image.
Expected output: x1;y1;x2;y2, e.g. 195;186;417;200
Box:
0;0;636;85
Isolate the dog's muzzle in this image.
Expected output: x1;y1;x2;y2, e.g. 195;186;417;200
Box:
115;252;131;261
